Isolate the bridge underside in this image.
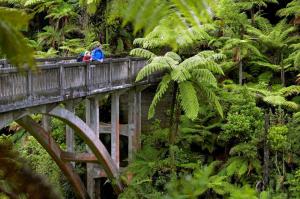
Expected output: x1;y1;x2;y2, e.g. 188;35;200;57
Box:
0;57;162;198
0;88;143;199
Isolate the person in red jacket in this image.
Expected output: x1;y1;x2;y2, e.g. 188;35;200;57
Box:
82;51;91;63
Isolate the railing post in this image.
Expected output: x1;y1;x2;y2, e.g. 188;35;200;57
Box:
109;60;112;87
59;64;65;96
128;58;132;84
86;62;92;93
27;69;33;100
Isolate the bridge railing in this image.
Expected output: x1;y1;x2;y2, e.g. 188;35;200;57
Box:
0;57;147;113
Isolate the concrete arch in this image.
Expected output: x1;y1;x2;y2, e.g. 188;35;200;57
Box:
16;116;89;199
0;104;123;196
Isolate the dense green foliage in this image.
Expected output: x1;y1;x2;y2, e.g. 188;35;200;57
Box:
118;0;300;198
0;0;299;198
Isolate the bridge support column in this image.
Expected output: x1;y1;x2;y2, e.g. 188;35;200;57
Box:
128;90;141;162
86;97;100;199
111;93;120;168
42;115;51;132
66;101;75;153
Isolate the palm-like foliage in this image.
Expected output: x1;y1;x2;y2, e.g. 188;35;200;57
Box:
0;7;35;68
222;37;263;84
247;19;299;85
277;0;300;18
37;25;77;49
117;0;214;51
248;86;299;111
132;49;224;120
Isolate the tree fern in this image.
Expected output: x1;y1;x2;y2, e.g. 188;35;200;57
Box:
135;56;173;81
277;0;300;17
193;69;218;88
148;75;172;119
178;81;199;120
279;86;300;97
263;96;298;110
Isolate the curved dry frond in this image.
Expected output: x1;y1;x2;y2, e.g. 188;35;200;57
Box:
178;81;199;120
148;74;172;119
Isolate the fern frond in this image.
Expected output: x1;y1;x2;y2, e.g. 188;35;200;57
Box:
148;75;172;119
197;84;223;118
24;0;46;6
193;69;217;88
179;81;199;120
251;61;281;71
165;52;182;63
0;7;35;68
258;71;273;84
263;95;299;110
136;56;172;81
279;86;300;97
170;66;191;82
180;55;224;75
277;0;300;17
130;48;156;59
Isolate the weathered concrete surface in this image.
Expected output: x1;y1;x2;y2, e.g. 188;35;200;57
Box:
44;106;123;194
0;104;123;195
16;116;89;199
0;58;147;113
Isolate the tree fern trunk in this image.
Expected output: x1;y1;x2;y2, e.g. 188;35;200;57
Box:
280;56;285;86
239;60;243;85
169;82;178;145
280;66;285;86
263;109;270;190
173;93;181;142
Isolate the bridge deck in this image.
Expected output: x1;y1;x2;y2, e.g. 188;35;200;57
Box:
0;57;147;113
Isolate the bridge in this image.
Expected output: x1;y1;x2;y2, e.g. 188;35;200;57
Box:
0;57;156;199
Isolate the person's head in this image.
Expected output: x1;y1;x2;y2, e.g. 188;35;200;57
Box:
92;43;102;50
84;51;91;56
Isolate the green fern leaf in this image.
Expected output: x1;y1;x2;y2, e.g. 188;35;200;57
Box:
136;56;172;81
179;81;199;120
148;75;172;119
130;48;156;59
193;69;217;88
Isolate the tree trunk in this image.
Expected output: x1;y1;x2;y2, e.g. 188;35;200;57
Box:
263;109;270;190
281;64;285;86
169;82;178;145
239;60;243;85
279;51;285;86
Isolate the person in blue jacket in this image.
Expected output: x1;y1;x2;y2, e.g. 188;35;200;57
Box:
91;44;105;62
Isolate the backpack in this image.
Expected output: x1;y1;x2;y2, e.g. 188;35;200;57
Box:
76;52;85;62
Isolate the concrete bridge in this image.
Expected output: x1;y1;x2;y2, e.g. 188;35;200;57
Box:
0;57;156;199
